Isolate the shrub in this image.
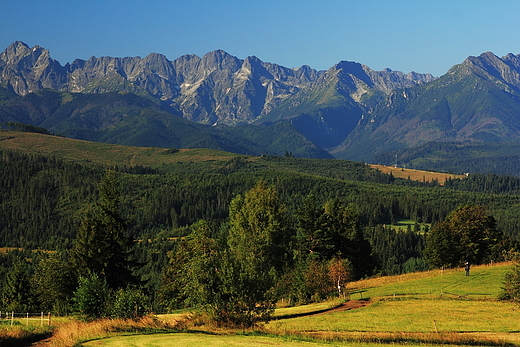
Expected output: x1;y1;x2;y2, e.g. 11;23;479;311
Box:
111;287;149;320
499;258;520;303
72;273;111;321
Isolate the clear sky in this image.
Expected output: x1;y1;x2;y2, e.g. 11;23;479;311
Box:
1;0;518;77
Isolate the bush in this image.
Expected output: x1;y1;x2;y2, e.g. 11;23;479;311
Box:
499;259;520;303
111;287;149;319
72;273;111;321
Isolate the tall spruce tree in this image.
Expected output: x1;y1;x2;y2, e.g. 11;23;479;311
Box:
70;170;137;289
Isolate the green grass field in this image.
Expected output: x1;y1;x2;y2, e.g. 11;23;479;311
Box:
81;332;357;347
75;262;520;347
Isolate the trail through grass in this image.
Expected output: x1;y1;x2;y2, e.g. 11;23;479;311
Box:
267;263;520;346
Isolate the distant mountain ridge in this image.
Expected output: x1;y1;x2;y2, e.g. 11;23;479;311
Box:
3;41;520;174
0;42;434;148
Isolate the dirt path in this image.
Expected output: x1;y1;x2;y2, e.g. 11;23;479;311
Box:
311;300;371;316
275;300;371;320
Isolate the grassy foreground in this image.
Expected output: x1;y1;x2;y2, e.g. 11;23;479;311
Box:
70;262;520;346
268;263;519;345
3;263;516;346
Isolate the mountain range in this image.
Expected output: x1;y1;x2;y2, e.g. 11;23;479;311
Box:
2;41;520;174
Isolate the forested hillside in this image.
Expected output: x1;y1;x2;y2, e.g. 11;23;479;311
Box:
2;133;520;248
374;141;520;177
1;130;519;319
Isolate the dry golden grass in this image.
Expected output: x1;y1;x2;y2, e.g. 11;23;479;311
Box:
0;247;21;254
368;164;465;185
295;330;519;346
0;325;53;347
35;315;185;347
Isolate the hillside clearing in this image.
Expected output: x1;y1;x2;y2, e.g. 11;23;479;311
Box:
369;164;465;185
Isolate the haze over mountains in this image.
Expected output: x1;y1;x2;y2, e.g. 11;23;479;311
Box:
2;41;520;174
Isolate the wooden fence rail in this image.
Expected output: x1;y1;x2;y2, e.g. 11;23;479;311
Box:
0;311;51;326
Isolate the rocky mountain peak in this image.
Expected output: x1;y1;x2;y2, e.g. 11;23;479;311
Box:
200;49;241;73
1;41;27;58
0;41;67;95
329;60;435;96
453;52;520;91
241;56;273;80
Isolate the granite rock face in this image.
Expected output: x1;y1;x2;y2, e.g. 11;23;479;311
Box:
0;41;434;128
0;41;68;95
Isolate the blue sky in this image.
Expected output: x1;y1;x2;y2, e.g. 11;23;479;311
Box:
1;0;518;77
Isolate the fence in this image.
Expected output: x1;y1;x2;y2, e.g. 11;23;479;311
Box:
0;311;51;326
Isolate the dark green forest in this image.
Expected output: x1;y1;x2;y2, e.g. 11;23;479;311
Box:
1;141;519;322
373;141;520;177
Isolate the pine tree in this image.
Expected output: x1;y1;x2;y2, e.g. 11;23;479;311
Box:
70;170;137;289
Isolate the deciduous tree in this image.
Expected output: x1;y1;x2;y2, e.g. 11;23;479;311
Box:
72;273;111;321
499;256;520;304
32;254;76;314
424;205;503;268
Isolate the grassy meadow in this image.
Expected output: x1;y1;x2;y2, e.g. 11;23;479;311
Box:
268;263;519;345
368;164;465;185
0;130;238;169
40;262;517;347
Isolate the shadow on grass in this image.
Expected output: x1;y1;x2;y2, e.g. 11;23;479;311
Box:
0;331;53;347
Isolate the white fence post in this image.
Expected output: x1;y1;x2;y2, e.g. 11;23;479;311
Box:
3;311;52;326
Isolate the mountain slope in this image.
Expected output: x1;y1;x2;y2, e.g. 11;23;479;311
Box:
0;88;334;157
333;52;520;161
